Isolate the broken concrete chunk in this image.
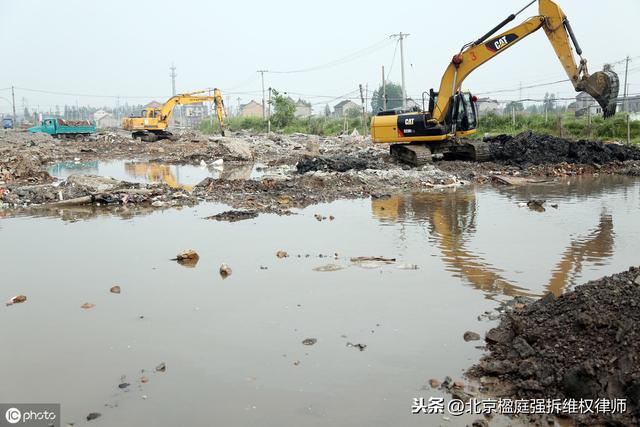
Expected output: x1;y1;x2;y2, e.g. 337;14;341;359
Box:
205;210;258;222
86;412;101;421
219;263;232;278
302;338;317;346
110;285;121;294
276;250;289;258
6;295;27;306
81;303;95;309
174;250;199;261
463;331;481;342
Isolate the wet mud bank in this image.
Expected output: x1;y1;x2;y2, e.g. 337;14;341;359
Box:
2;129;640;216
468;266;640;426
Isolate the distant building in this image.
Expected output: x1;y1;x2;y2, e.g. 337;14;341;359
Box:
619;95;640;113
575;92;602;117
294;98;312;118
145;101;163;110
240;100;263;118
476;97;503;116
93;110;118;128
333;100;360;117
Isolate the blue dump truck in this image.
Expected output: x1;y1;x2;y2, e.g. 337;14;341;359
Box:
2;117;13;129
28;117;96;139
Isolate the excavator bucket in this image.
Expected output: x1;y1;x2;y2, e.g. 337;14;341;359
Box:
583;69;620;118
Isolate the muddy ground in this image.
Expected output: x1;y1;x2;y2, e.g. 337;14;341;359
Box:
2;128;640;215
467;267;640;426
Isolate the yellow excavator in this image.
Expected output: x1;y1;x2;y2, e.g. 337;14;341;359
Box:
371;0;620;166
123;88;226;142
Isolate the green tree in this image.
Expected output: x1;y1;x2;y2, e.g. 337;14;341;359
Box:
269;89;295;128
371;82;403;112
346;106;361;119
505;101;524;112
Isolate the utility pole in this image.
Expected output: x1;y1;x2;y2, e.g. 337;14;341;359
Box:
623;56;630;112
257;69;268;119
381;65;387;111
359;84;367;136
170;63;177;96
390;32;409;108
237;97;241;117
11;86;16;127
268;87;272;133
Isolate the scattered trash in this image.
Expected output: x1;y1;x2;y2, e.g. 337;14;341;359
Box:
293;360;300;366
397;263;419;270
313;264;343;272
118;382;130;389
211;158;224;167
346;342;367;351
155;362;166;372
140;376;149;383
6;295;27;306
429;379;441;388
302;338;317;346
314;214;326;221
351;256;396;269
205;210;258;222
350;256;396;263
551;203;559;209
329;215;335;221
527;199;546;212
219;263;232;278
276;250;289;258
81;303;95;309
86;413;101;421
110;285;121;294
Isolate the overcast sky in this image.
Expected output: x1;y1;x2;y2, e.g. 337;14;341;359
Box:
1;0;639;115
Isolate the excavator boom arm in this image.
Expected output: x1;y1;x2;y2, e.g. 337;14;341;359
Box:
433;0;619;122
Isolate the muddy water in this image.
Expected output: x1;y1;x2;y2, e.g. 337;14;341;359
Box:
1;176;639;427
48;160;263;188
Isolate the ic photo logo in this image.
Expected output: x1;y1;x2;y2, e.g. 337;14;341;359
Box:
5;408;21;424
2;404;59;426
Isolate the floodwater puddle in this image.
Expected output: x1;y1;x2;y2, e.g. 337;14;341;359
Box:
1;175;639;426
47;159;264;189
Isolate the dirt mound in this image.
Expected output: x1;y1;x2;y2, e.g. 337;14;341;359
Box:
296;153;385;174
485;131;640;166
469;266;640;425
0;152;52;184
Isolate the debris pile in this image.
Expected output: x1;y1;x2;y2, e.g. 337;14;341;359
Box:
486;131;640;166
469;266;640;425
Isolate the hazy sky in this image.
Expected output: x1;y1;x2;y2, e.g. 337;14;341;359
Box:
1;0;639;115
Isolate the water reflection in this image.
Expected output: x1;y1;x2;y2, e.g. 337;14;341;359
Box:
371;177;623;298
373;190;532;298
47;160;261;189
546;212;614;296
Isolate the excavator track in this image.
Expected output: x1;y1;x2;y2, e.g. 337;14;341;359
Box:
465;141;491;162
390;144;433;167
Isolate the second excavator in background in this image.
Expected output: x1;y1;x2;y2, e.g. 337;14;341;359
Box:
123;88;226;142
371;0;620;166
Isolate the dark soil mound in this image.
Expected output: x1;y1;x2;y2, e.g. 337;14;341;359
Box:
296;152;384;174
485;131;640;166
470;266;640;425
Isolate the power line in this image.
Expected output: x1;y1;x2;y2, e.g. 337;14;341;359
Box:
267;38;392;74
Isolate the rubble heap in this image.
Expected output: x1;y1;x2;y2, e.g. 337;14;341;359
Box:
469;266;640;425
